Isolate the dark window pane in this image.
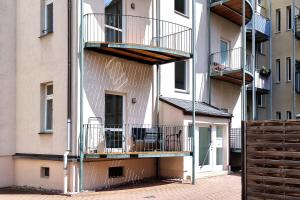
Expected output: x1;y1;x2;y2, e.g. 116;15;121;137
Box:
105;0;122;42
46;84;53;95
105;94;123;127
175;0;185;14
109;167;123;178
46;99;53;130
105;131;123;148
175;61;186;90
47;3;53;33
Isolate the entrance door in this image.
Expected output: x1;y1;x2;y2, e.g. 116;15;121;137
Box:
105;93;124;152
105;0;123;43
199;126;224;172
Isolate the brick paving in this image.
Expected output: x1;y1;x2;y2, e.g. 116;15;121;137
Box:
0;174;241;200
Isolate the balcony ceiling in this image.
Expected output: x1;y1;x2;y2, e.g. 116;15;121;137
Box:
85;42;192;65
211;69;254;85
210;0;253;26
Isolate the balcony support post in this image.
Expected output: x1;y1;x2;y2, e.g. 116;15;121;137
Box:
242;0;247;121
292;0;296;118
192;0;196;185
251;3;256;120
268;0;273;119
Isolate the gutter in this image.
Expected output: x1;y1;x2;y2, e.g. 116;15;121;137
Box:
64;0;72;194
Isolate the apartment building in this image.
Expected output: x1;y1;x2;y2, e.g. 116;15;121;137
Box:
0;0;255;193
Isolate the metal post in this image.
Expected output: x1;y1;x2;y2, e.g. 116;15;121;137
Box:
207;0;212;104
292;0;296;118
269;0;273;119
79;0;84;192
192;0;196;185
242;0;247;121
252;4;256;120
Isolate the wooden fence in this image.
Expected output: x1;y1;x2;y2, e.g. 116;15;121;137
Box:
243;120;300;200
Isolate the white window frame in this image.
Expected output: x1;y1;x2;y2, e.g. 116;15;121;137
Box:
174;0;189;17
275;9;281;33
43;0;53;34
286;57;292;82
44;83;53;132
286;6;292;31
276;59;281;83
174;60;189;93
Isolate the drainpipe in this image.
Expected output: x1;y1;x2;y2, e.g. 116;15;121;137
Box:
292;0;296;118
64;0;72;194
251;4;256;120
242;0;247;121
269;0;273;119
192;0;196;185
207;0;211;104
79;0;84;192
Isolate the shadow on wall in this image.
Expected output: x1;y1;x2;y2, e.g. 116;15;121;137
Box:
84;51;153;125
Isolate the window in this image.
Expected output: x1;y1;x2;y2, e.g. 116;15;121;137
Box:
276;59;281;83
275;9;281;32
276;112;281;120
296;63;300;93
216;126;223;138
43;83;53;132
286;6;292;31
41;167;50;178
41;0;53;35
257;0;262;6
257;94;265;107
109;167;123;178
257;42;265;55
175;60;188;91
220;40;230;66
175;0;188;16
286;57;292;81
287;111;292;119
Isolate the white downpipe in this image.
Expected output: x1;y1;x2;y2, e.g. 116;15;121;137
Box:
64;151;70;194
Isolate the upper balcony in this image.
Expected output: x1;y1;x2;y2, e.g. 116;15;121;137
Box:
210;47;253;85
246;12;270;42
247;69;271;94
82;123;192;159
296;15;300;40
210;0;253;26
83;13;192;65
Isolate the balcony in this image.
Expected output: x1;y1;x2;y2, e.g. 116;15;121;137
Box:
246;12;270;42
296;15;300;40
83;13;192;65
248;69;271;94
82;124;192;159
210;47;253;85
210;0;253;26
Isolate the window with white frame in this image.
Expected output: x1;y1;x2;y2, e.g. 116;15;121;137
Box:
41;0;53;34
276;111;281;120
257;42;266;55
286;111;292;119
286;57;292;82
276;59;281;83
275;9;281;32
175;60;188;91
44;83;53;132
257;94;265;107
174;0;188;16
286;6;292;31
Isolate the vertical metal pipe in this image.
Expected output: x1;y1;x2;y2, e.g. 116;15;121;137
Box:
242;0;247;121
79;0;84;192
252;5;256;120
192;0;196;185
269;0;273;119
292;0;296;118
207;0;211;104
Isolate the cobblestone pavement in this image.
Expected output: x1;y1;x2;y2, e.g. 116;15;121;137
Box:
0;174;241;200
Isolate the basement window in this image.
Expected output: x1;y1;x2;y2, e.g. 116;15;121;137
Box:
109;167;123;178
41;167;50;178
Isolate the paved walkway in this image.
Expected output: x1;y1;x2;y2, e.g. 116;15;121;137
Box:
0;174;241;200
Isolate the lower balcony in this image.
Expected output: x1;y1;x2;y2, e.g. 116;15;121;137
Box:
248;69;271;94
83;123;192;159
84;13;192;65
210;47;254;85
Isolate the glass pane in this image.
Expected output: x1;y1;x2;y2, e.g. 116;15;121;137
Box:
216;126;223;138
46;99;53;130
105;131;123;148
46;85;53;95
220;41;229;66
175;61;186;90
199;127;211;166
105;0;122;43
175;0;185;14
105;94;123;127
216;147;223;165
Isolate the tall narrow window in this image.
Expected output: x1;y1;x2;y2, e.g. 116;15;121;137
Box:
286;57;292;81
42;0;53;34
275;9;281;32
286;111;292;119
175;0;188;16
276;59;281;83
175;60;188;91
257;94;264;107
276;112;281;120
45;84;53;131
286;6;292;31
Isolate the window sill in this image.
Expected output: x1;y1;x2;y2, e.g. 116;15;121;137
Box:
175;89;189;94
174;10;189;18
38;131;53;135
275;82;281;84
39;32;53;38
274;31;281;34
